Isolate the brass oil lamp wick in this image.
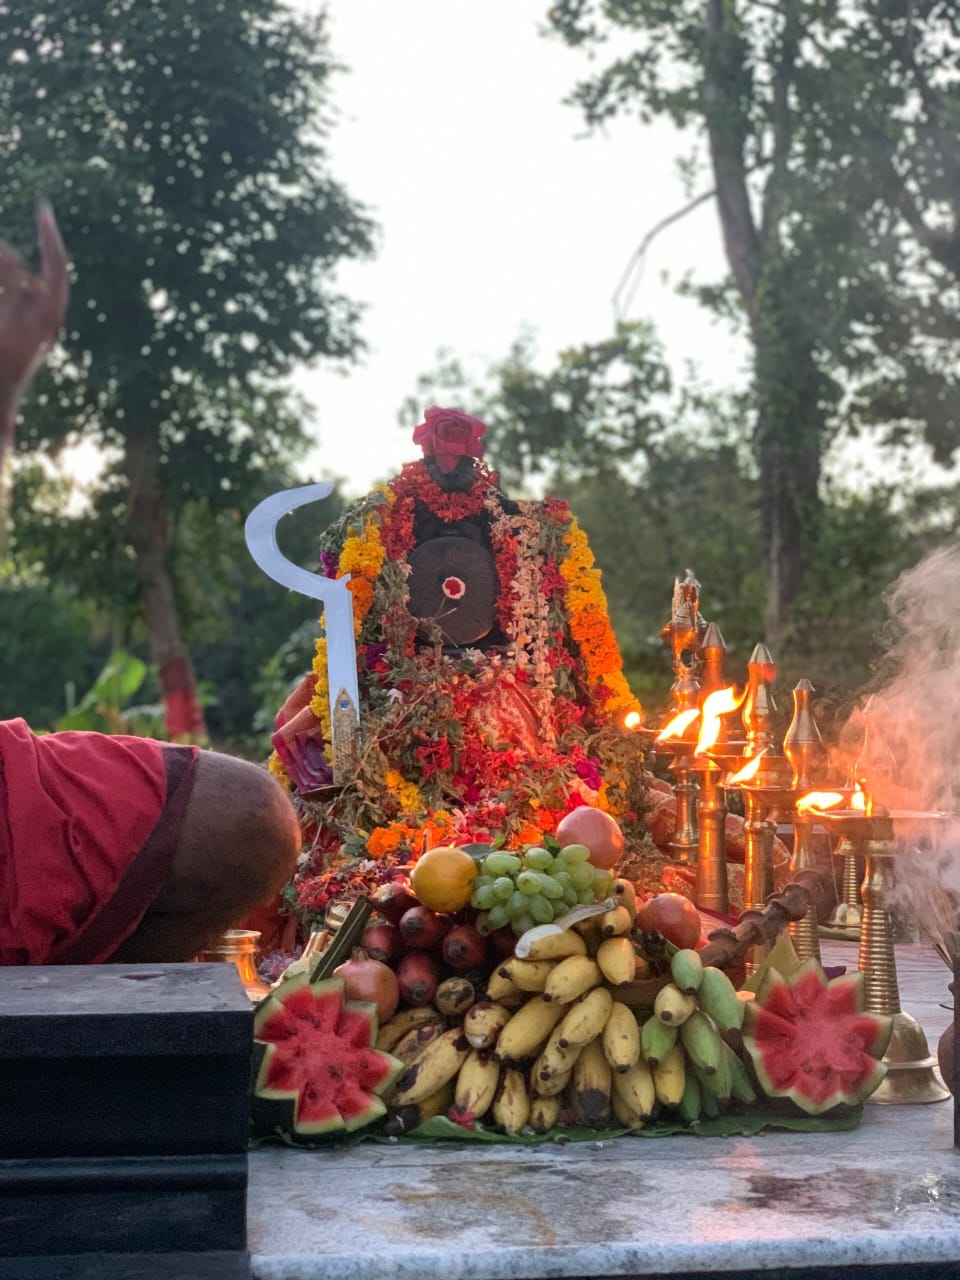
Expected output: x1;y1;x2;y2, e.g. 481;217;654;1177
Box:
659;569;706;867
782;678;825;964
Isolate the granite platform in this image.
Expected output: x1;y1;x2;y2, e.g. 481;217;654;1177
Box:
246;941;960;1280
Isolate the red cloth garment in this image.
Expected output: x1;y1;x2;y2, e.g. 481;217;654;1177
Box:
0;719;198;965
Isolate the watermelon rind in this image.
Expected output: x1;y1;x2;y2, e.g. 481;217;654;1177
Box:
743;959;893;1116
250;974;403;1141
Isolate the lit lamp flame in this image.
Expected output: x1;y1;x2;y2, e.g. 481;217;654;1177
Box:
795;790;845;816
656;708;700;743
623;711;642;731
851;782;873;815
726;749;768;786
696;684;743;755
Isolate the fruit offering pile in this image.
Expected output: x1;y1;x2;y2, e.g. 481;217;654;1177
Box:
249;826;893;1144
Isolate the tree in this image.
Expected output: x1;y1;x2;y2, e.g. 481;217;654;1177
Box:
545;1;960;648
0;0;374;738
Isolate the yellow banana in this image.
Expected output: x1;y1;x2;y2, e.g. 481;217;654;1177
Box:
599;904;633;938
543;955;602;1004
611;878;638;922
384;1079;455;1136
522;929;587;961
679;1009;723;1078
652;1041;686;1107
557;986;614;1049
376;1006;442;1052
391;1019;446;1066
434;976;476;1018
532;1023;583;1085
463;1001;512;1049
573;916;605;956
492;1066;530;1131
669;947;704;995
612;1087;648;1131
530;1062;573;1098
612;1059;656;1120
494;995;566;1062
497;957;556;993
573;1035;612;1127
485;969;524;1006
528;1094;561;1133
697;965;745;1032
654;982;698;1027
602;1000;641;1073
596;936;637;987
390;1028;471;1105
640;1014;678;1066
453;1048;501;1120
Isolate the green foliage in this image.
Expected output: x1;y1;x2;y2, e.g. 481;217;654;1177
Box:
55;649;165;737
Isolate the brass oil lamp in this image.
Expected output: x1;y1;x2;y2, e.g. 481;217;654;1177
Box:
782;678;825;965
657;569;707;867
811;799;951;1105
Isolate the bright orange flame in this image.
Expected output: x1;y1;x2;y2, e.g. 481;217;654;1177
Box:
726;750;767;786
623;711;642;731
696;685;743;754
851;783;872;815
656;708;700;742
796;790;845;815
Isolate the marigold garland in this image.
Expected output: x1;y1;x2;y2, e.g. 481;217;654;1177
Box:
272;456;647;929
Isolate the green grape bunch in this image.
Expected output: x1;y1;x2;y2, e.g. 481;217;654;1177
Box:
470;844;614;936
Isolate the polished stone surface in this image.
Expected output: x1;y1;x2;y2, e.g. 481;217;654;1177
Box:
247;942;959;1280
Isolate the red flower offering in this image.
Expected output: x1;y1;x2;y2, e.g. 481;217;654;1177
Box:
442;576;466;600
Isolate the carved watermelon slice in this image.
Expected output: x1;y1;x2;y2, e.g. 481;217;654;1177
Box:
742;958;893;1115
251;974;403;1140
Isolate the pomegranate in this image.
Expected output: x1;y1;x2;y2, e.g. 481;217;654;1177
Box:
361;921;402;966
442;923;488;972
635;892;702;951
371;879;419;925
554;806;625;870
396;950;441;1007
399;904;449;951
333;950;400;1023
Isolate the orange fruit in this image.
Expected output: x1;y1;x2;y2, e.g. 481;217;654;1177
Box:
409;845;479;913
554;806;625;870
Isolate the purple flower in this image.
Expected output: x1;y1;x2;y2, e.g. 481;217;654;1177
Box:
575;757;603;791
319;549;339;579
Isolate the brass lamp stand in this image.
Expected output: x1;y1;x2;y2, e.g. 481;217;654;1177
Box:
816;809;950;1105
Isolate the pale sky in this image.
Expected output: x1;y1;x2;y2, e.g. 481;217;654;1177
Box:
296;0;745;497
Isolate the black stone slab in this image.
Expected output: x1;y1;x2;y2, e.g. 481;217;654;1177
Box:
0;1250;251;1279
0;965;253;1160
0;1153;247;1257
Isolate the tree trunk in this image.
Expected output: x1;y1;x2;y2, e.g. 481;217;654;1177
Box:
124;432;208;742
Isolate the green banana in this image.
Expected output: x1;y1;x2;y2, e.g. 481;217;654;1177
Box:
721;1038;757;1104
678;1065;702;1126
669;947;704;995
679;1009;723;1077
640;1013;678;1066
697;965;745;1032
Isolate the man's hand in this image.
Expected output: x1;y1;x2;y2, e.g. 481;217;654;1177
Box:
0;203;70;464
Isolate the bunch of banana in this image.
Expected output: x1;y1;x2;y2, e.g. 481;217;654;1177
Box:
376;1005;443;1053
633;946;756;1126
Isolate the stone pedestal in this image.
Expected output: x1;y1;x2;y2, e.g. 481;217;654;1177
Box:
0;963;252;1270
